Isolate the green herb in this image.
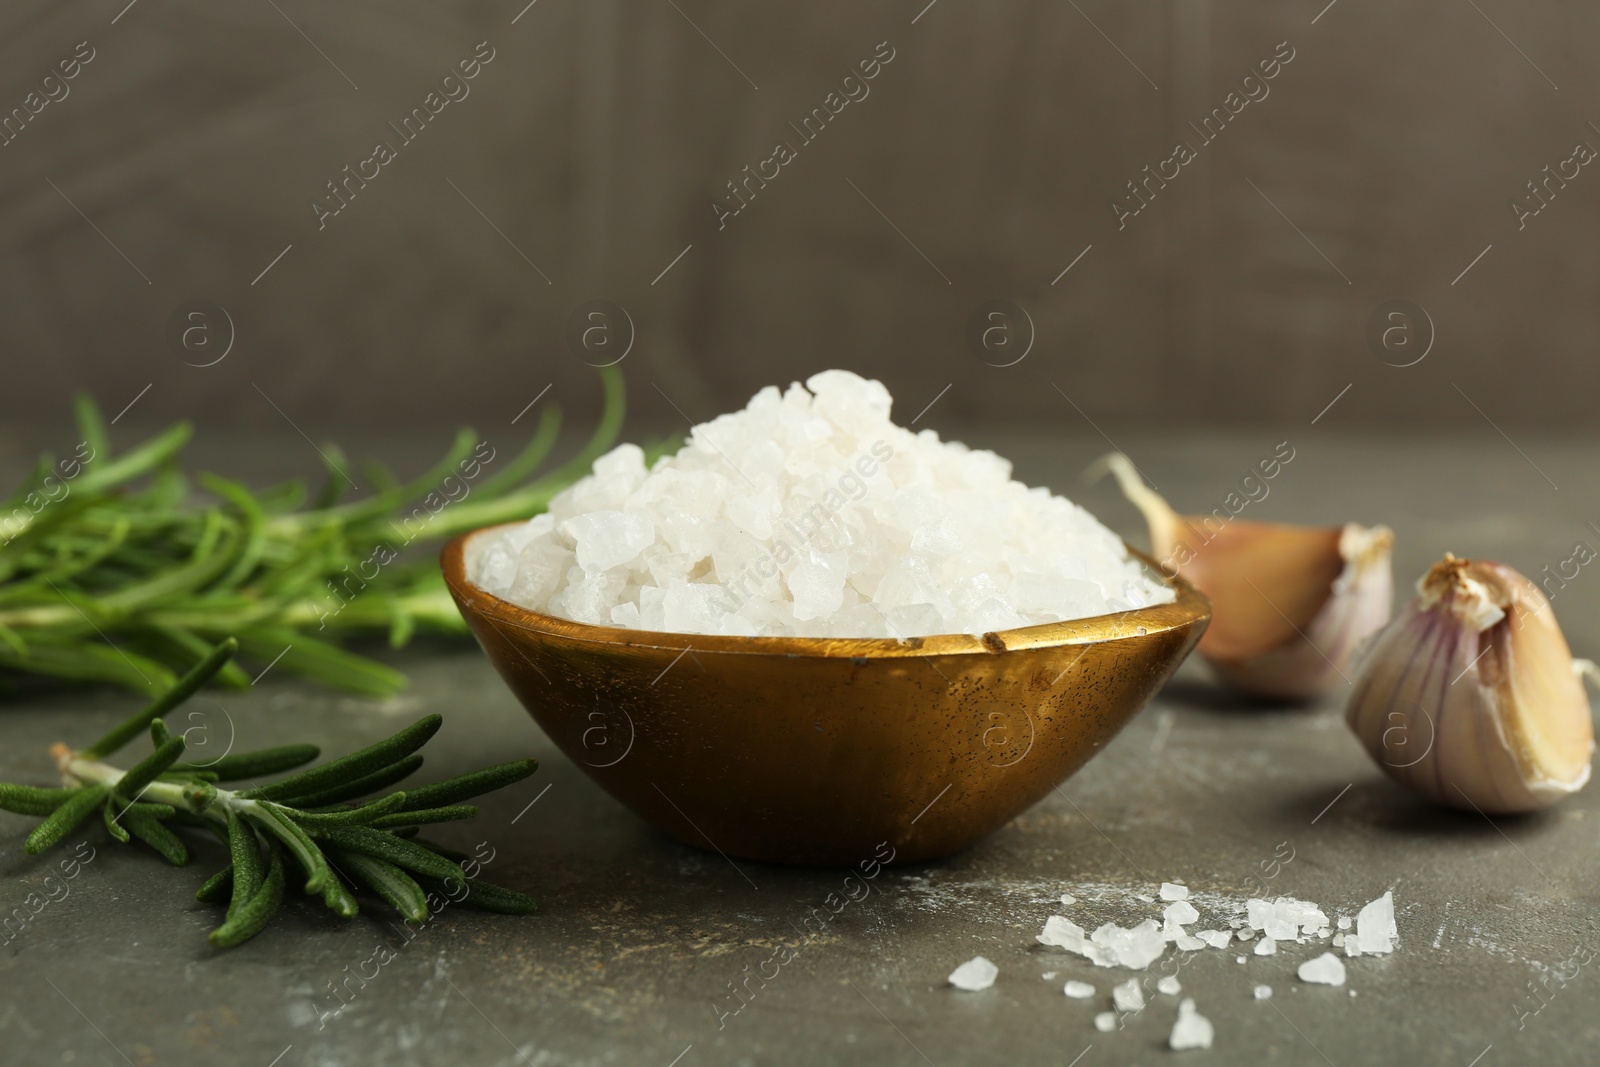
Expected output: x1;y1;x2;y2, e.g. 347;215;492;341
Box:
1;638;538;948
0;368;626;696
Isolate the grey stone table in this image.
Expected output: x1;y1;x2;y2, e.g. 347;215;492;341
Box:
2;427;1598;1067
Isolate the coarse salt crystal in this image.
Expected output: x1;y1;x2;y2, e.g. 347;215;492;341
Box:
471;371;1173;637
1157;975;1182;996
1112;977;1145;1013
1298;952;1347;986
1198;930;1232;949
1355;890;1397;955
1254;937;1277;956
1253;984;1273;1000
1091;920;1167;969
1163;900;1200;926
948;956;998;991
1160;882;1190;901
1064;980;1096;999
1042;971;1058;981
1169;999;1214;1051
1337;916;1353;930
1094;1011;1118;1032
1060;893;1077;906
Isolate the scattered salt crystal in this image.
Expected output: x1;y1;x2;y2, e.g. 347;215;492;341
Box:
1163;900;1200;926
1169;999;1214;1051
1349;989;1358;997
1090;920;1167;969
471;370;1174;636
1037;915;1088;951
948;956;998;991
1355;891;1397;955
1253;984;1273;1000
1138;894;1155;903
1198;930;1232;949
1337;916;1353;931
1236;956;1247;964
1094;1011;1118;1032
1064;980;1096;999
1298;953;1347;987
1042;972;1058;981
1157;975;1182;996
1160;882;1190;901
1112;978;1145;1013
1254;937;1277;956
1060;894;1077;906
1237;927;1258;942
1333;933;1345;948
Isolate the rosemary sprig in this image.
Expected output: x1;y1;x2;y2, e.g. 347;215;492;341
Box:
0;638;538;948
0;368;627;696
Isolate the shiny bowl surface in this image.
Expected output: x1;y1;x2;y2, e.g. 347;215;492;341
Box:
443;526;1209;865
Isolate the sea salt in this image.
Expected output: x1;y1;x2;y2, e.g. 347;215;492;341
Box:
1157;975;1182;996
1064;980;1096;999
948;956;998;991
1060;893;1077;906
1091;920;1167;969
1160;882;1190;901
1254;937;1277;956
1253;984;1273;1000
1169;999;1214;1051
1198;930;1232;950
1112;977;1146;1013
1094;1012;1118;1032
1163;900;1200;926
1298;952;1347;987
470;371;1174;637
1042;971;1058;981
1355;891;1397;955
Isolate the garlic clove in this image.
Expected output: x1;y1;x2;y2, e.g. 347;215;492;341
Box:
1093;453;1393;701
1345;554;1594;814
1207;524;1394;701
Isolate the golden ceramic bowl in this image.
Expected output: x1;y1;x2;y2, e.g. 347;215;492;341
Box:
442;527;1209;866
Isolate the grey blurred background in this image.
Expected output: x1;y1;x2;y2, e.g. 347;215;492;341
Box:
1;0;1596;435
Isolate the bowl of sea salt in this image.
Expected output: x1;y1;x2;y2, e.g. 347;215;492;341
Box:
443;371;1209;864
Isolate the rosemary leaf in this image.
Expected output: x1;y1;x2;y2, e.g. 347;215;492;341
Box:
286;790;409;826
247;803;329;895
125;808;190;865
331;849;429;923
196;864;233;903
320;870;360;918
396;759;538;811
176;744;320;782
312;825;464;884
81;638;238;758
281;753;423;808
370;804;477;829
209;840;285;948
418;874;538;915
101;794;131;843
225;808;265;918
241;715;441;802
112;735;187;802
25;783;107;854
0;783;81;816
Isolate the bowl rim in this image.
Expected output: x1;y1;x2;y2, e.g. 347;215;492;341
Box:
441;523;1210;658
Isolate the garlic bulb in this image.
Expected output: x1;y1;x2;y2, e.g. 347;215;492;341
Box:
1346;554;1595;814
1095;453;1393;701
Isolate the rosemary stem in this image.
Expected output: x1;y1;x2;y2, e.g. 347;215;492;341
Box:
57;749;234;820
